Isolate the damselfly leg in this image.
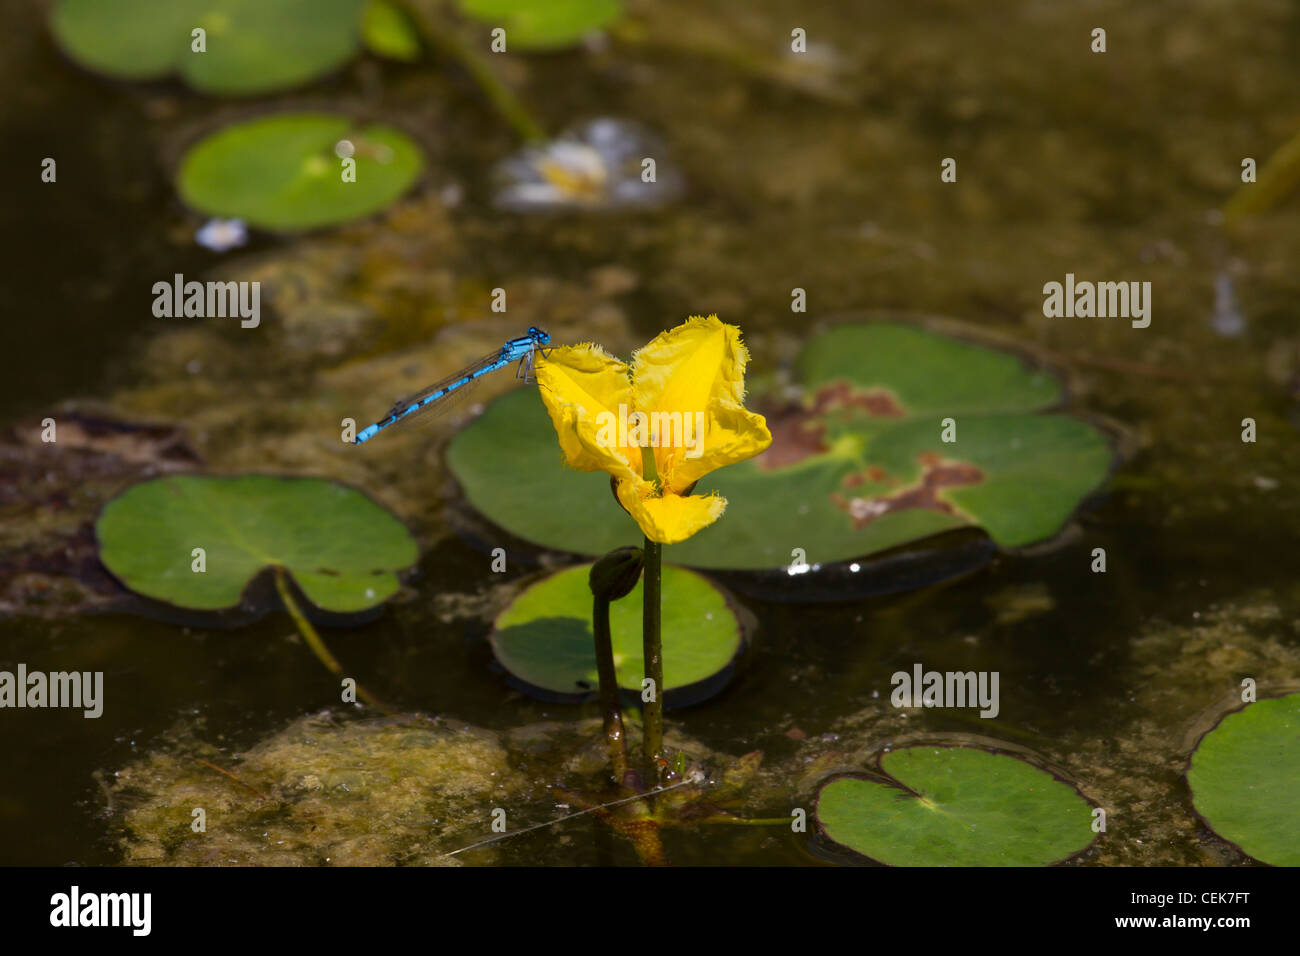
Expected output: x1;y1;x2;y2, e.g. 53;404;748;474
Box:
517;346;548;384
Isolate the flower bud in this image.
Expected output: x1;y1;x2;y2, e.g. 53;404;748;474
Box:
589;546;644;601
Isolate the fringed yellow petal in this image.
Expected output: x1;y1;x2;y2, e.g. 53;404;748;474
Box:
665;400;772;493
631;315;750;421
536;344;638;479
615;480;727;545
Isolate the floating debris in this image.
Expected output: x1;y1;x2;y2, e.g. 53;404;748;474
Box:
494;119;682;212
1210;270;1245;337
107;713;527;866
194;217;248;253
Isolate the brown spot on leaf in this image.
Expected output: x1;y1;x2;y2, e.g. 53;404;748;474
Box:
757;402;831;468
843;466;890;489
814;381;906;420
830;453;984;529
756;381;906;470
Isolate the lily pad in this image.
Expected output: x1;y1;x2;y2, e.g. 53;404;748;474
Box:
361;0;421;62
1187;693;1300;865
447;321;1115;588
176;113;424;231
814;746;1096;866
458;0;622;50
50;0;370;96
95;475;418;613
490;564;742;704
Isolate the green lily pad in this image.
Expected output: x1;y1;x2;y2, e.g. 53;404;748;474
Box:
446;321;1115;585
458;0;622;50
50;0;369;96
1187;693;1300;865
490;564;742;704
815;746;1096;866
361;0;421;62
176;113;424;231
95;475;418;613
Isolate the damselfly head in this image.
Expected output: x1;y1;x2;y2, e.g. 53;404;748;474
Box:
528;326;552;345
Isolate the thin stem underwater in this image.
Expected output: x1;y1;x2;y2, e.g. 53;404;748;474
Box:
272;566;394;714
638;446;665;787
393;0;546;142
591;593;631;787
642;536;663;786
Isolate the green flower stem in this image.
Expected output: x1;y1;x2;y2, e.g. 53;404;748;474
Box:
591;593;631;788
394;0;546;142
273;566;393;714
642;535;663;786
639;445;665;787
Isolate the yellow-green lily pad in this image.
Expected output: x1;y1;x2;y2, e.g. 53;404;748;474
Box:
50;0;370;96
458;0;622;51
176;113;424;231
446;322;1115;591
95;475;418;613
490;564;742;705
361;0;421;62
1188;693;1300;865
815;746;1097;866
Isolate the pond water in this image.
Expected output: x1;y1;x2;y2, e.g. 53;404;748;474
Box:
1;0;1298;866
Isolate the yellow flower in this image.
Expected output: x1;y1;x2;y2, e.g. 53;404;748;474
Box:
536;315;772;544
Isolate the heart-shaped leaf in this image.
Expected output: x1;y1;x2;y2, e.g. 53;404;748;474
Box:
814;746;1096;866
490;563;742;705
176;113;424;231
96;475;418;613
50;0;370;96
447;321;1115;588
1187;692;1300;865
458;0;623;50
